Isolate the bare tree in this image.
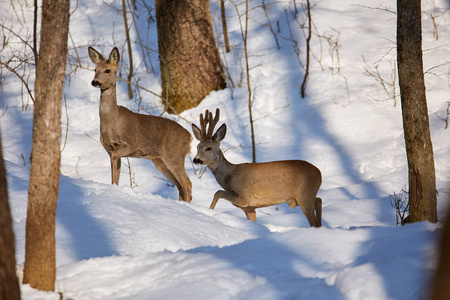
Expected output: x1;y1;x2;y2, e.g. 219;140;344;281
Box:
22;0;70;291
0;131;20;300
229;0;256;162
221;0;230;53
301;0;311;98
397;0;437;223
155;0;226;113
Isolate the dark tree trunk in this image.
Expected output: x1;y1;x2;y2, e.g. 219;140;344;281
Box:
397;0;437;223
0;133;21;300
430;208;450;300
22;0;70;291
156;0;226;113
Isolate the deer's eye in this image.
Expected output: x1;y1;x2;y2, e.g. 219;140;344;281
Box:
205;147;212;151
104;69;111;74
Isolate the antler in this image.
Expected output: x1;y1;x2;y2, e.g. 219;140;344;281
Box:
207;108;220;138
198;108;220;139
199;110;209;139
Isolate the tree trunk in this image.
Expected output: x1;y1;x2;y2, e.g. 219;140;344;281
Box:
22;0;70;291
220;0;230;53
397;0;437;223
156;0;226;113
430;207;450;300
0;132;21;300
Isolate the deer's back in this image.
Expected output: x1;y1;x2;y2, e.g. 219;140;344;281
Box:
102;106;191;158
227;160;321;206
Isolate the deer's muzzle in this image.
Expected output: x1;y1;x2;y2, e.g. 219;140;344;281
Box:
193;158;203;165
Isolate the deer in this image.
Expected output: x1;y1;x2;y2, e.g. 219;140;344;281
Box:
192;109;322;227
88;46;192;202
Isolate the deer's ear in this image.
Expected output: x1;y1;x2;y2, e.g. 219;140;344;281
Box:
192;124;202;141
88;47;104;64
109;47;120;65
213;124;226;142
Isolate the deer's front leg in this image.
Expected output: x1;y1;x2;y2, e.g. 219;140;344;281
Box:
242;207;257;222
210;190;239;209
110;153;121;185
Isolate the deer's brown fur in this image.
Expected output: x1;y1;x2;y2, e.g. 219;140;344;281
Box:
192;109;322;226
88;47;192;202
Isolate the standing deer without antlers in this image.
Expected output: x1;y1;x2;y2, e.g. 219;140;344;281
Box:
88;46;192;202
192;109;322;226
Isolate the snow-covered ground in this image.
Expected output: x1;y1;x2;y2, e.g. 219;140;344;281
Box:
1;0;449;299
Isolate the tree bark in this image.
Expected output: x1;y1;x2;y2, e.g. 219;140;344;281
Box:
0;132;21;300
397;0;437;223
221;0;230;53
23;0;70;291
156;0;226;113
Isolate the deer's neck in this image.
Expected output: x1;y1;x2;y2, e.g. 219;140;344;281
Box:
208;151;236;189
99;86;118;118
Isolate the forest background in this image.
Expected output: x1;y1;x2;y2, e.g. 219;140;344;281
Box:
1;0;450;299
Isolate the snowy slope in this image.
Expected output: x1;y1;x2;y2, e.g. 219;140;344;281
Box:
1;0;450;299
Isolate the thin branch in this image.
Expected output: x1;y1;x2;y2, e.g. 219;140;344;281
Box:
356;3;396;15
0;57;35;103
33;0;38;65
128;0;153;74
262;0;280;50
435;102;450;129
122;0;133;99
61;94;69;152
301;0;312;98
0;24;35;52
230;0;257;162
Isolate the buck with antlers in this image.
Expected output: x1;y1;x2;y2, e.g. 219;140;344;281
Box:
192;109;322;227
88;46;192;202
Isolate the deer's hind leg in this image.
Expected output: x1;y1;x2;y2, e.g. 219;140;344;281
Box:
298;203;316;227
152;158;187;201
166;160;192;203
315;198;322;227
296;182;322;227
173;169;192;203
297;197;321;228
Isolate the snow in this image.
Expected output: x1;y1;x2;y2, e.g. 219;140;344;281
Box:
1;0;449;299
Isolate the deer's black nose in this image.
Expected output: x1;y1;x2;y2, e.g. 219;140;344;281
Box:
91;80;100;87
193;158;203;165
